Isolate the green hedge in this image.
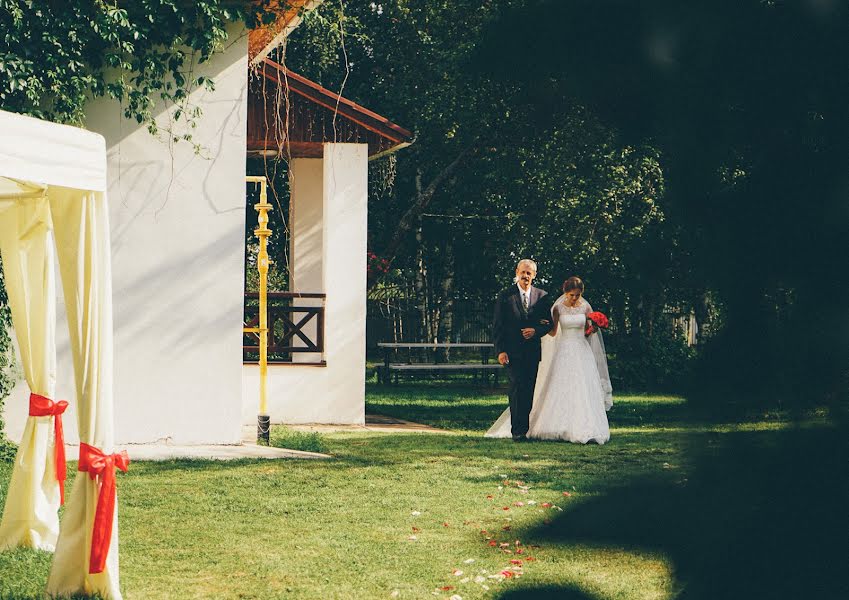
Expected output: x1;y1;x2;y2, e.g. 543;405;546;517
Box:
0;265;16;461
606;332;698;393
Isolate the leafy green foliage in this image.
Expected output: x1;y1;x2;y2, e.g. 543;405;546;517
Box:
0;1;270;134
280;1;705;380
606;333;696;393
476;0;849;409
0;259;15;461
284;2;697;304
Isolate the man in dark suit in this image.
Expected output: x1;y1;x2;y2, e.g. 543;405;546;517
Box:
492;259;553;441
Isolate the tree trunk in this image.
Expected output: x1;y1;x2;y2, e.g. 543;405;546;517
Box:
438;235;455;360
414;206;429;343
367;146;475;291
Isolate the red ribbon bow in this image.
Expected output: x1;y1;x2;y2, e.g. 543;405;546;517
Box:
78;443;130;574
28;393;69;505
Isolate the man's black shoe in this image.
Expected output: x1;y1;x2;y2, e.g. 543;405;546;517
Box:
512;435;529;443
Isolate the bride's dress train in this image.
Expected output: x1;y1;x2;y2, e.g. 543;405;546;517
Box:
486;297;612;444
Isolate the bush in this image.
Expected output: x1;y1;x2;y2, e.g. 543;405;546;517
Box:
0;264;16;461
268;427;328;454
605;332;698;393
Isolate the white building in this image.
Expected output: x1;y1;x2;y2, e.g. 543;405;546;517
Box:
2;5;411;446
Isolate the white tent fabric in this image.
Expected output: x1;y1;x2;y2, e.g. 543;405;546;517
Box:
46;189;122;599
0;110;107;192
0;192;60;551
0;109;124;599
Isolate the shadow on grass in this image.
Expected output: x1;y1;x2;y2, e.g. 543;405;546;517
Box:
506;424;849;599
367;382;508;430
497;584;601;599
369;398;698;431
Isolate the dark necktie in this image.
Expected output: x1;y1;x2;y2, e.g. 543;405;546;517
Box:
522;291;529;313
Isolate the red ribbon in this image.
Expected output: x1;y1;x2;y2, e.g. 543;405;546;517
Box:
28;393;69;505
78;443;130;574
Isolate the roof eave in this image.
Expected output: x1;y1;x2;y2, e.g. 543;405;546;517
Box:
248;0;323;66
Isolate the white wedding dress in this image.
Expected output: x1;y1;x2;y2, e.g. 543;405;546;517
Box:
486;297;613;444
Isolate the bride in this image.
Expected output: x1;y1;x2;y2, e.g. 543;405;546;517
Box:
486;276;613;444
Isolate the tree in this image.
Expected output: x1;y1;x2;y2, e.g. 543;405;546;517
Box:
476;0;849;407
281;0;697;353
0;1;276;136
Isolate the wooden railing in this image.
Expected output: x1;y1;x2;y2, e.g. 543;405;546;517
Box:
244;292;326;364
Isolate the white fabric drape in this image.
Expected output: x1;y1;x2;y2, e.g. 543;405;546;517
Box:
0;191;61;551
0;111;107;192
581;299;614;410
45;189;122;600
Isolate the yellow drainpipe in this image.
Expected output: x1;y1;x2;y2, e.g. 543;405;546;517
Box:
245;176;272;443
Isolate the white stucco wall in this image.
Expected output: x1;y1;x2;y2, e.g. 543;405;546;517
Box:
242;143;368;425
3;24;249;445
289;158;323;361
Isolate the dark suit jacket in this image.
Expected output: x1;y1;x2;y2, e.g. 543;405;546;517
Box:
492;285;553;363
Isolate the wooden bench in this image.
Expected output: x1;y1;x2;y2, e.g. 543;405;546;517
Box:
376;342;501;385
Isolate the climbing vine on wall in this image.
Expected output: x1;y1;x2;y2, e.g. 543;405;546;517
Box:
0;1;290;455
0;1;280;135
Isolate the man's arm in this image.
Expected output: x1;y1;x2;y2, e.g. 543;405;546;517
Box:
531;292;554;337
492;292;508;362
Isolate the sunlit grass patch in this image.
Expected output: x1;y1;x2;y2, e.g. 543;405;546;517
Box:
267;426;328;454
0;383;841;599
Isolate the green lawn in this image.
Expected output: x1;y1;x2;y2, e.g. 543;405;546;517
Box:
0;384;845;599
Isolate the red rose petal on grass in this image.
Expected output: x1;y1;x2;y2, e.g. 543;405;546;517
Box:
480;530;488;535
541;502;552;508
501;570;515;578
562;491;572;497
513;501;525;507
440;585;455;591
412;527;421;533
526;556;537;561
486;495;493;499
502;525;511;531
510;559;523;565
488;540;497;547
515;548;524;554
502;507;510;511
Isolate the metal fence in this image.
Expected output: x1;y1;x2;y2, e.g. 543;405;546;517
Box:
366;293;705;358
366;291;495;359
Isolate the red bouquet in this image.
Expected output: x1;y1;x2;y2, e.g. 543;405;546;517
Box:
585;311;610;336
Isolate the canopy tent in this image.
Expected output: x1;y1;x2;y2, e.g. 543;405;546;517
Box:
0;109;124;599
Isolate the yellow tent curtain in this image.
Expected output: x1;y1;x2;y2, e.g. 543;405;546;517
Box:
0;109;124;599
0;192;60;551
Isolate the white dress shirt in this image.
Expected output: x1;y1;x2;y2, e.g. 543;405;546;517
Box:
517;283;531;310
